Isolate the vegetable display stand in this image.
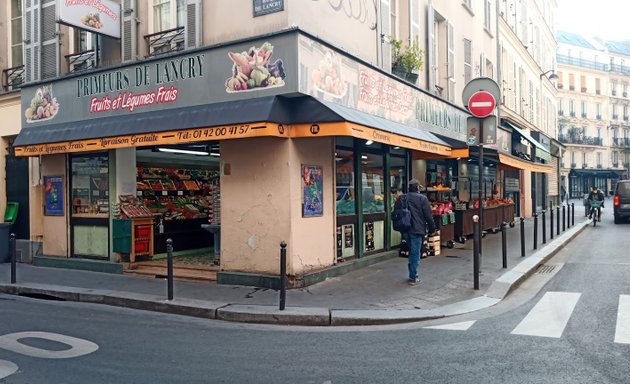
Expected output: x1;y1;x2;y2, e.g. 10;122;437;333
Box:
113;217;155;264
433;214;455;248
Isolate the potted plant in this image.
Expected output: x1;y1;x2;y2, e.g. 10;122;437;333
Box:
390;37;424;83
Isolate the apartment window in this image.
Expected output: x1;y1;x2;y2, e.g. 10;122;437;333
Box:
625;105;629;120
596;103;601;119
597;152;602;167
581;101;587;118
569;99;575;116
613;151;619;166
153;0;185;32
612;80;618;96
484;0;492;31
571;151;576;164
10;0;23;67
613;104;619;119
558;99;564;115
595;78;601;94
582;152;587;166
580;75;586;92
557;71;564;88
464;39;472;83
569;73;575;90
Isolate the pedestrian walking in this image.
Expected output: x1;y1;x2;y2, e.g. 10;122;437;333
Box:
403;179;436;285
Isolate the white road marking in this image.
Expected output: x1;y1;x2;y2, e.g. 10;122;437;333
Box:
511;291;581;338
615;295;630;344
424;320;476;331
0;331;98;359
0;359;19;379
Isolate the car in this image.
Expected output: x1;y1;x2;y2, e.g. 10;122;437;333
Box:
613;180;630;224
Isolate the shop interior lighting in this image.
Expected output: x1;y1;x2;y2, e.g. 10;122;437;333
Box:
365;140;374;145
157;147;209;156
361;155;368;160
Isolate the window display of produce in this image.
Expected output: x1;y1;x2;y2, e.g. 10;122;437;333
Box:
136;167;220;223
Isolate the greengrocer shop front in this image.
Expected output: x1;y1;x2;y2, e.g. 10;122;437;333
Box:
14;29;469;288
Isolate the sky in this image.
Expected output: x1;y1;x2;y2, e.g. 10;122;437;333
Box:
556;0;630;41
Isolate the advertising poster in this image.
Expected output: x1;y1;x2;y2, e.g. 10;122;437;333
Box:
58;0;121;38
302;164;323;217
44;176;64;216
364;221;375;251
344;225;353;248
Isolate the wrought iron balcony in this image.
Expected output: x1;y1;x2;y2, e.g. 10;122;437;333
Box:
557;54;609;71
2;65;24;92
613;114;619;120
597;164;603;168
613;163;619;168
612;137;630;147
558;134;604;146
145;27;185;57
596;114;602;120
582;163;588;168
65;50;96;73
571;163;577;168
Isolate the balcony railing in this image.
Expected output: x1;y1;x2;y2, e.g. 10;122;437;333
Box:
597;114;602;120
581;87;587;93
65;50;96;73
597;164;603;169
2;65;24;92
557;54;609;71
559;110;564;116
570;111;576;117
571;163;577;168
582;163;588;168
609;63;630;75
613;90;617;96
613;114;619;120
582;113;588;118
145;27;185;57
612;137;630;147
613;163;619;168
558;134;604;146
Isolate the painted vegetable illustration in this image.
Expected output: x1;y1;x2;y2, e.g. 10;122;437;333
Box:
311;51;347;98
25;85;59;122
80;13;103;29
225;41;286;92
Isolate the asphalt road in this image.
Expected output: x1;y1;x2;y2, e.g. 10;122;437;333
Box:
0;210;628;384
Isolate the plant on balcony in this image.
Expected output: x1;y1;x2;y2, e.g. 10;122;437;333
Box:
390;37;423;84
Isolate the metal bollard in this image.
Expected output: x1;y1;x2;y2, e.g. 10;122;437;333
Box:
166;238;174;301
533;213;538;250
10;233;17;284
473;215;480;290
520;217;525;257
562;205;567;232
556;206;560;235
501;222;507;269
542;210;547;244
572;203;575;226
279;241;287;310
550;206;554;240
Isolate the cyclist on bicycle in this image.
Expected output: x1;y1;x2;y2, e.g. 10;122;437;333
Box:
587;186;605;221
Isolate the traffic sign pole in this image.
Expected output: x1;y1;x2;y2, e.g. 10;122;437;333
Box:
478;118;484;258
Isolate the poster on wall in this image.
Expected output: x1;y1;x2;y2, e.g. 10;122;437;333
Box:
364;221;375;251
44;176;64;216
344;225;353;248
302;164;323;217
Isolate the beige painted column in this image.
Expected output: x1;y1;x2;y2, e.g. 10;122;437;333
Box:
220;136;335;276
40;154;69;257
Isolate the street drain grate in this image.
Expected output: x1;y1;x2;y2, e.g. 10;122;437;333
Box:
536;264;556;274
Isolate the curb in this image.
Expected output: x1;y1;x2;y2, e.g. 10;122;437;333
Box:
0;222;588;326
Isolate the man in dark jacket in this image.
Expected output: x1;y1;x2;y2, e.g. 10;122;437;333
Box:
406;179;436;285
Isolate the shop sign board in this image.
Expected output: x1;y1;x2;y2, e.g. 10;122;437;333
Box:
253;0;284;17
57;0;121;39
298;35;468;141
20;33;298;129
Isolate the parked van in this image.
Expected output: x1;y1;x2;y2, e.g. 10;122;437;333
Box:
613;180;630;224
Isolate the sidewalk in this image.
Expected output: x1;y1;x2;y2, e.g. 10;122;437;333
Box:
0;207;590;326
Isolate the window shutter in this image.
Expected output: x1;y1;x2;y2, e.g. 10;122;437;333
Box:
447;22;455;102
24;0;41;83
122;0;137;62
41;0;59;80
380;0;391;69
186;0;202;49
410;0;419;43
427;3;435;93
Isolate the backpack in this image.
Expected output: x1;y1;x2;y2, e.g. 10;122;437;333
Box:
392;194;412;233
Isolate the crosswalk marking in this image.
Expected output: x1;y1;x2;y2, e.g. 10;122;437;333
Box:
424;320;476;331
615;295;630;344
510;291;581;338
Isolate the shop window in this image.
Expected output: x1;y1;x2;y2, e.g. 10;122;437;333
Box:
71;154;109;217
361;153;385;214
389;156;407;247
335;149;356;216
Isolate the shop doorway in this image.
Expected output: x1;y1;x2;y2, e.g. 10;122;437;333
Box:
5;154;30;239
70;153;110;259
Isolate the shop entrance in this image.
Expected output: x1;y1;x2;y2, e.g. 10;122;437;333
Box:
134;142;220;266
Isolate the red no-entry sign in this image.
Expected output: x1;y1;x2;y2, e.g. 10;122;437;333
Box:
468;91;496;118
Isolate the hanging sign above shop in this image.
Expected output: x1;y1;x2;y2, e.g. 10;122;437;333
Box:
57;0;122;39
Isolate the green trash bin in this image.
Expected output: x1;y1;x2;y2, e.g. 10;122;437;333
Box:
0;222;11;263
4;202;19;224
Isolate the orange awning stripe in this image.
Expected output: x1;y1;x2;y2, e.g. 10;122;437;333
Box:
498;153;552;173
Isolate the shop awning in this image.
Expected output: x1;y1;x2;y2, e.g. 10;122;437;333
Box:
14;96;294;156
504;121;551;162
498;153;552;173
290;98;452;157
14;95;457;157
569;169;620;178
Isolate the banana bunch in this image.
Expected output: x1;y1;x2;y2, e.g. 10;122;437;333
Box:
225;71;254;91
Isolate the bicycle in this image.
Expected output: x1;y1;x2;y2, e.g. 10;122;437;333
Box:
589;200;603;226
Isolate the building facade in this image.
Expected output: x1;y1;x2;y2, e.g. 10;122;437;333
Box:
557;31;629;199
1;0;559;286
